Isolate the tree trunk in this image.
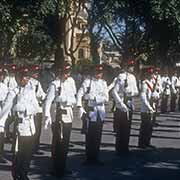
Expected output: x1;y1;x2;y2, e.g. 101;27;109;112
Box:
89;27;100;64
54;16;66;69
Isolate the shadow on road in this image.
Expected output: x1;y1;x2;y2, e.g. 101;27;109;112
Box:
23;144;180;180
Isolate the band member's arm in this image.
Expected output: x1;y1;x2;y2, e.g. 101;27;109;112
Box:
76;79;90;107
141;82;154;112
108;77;117;92
36;81;46;100
112;80;128;111
71;78;77;103
0;89;17;127
160;77;165;91
131;75;139;96
171;76;177;94
76;79;91;118
103;81;109;103
71;78;77;96
44;83;56;120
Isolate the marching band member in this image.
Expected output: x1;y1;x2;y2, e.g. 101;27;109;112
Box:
0;67;9;163
28;65;46;153
0;66;39;180
77;64;109;165
4;64;18;90
161;69;171;113
138;67;159;149
44;63;77;178
170;70;180;112
150;67;162;126
4;64;18;142
112;59;138;154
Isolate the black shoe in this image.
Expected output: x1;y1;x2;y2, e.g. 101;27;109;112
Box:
146;144;156;149
82;160;93;166
82;159;104;166
153;122;159;127
116;148;129;154
64;169;73;176
94;160;104;166
50;171;65;178
0;157;7;163
81;129;87;134
138;144;147;149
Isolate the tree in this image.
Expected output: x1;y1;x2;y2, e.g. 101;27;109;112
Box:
63;0;88;66
93;0;180;66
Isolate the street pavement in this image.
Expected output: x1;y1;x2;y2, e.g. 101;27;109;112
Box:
1;99;180;180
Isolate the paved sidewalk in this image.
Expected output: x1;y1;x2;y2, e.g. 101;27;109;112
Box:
1;102;180;180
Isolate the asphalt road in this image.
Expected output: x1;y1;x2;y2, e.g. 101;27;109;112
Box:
1;99;180;180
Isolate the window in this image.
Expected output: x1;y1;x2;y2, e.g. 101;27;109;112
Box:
78;48;84;59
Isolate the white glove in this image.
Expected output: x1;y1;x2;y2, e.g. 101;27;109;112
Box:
78;107;86;118
149;107;155;114
152;91;160;100
172;89;177;94
44;116;52;130
121;103;128;112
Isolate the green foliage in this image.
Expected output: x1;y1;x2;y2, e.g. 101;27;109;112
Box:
1;0;180;66
92;0;180;65
0;0;70;64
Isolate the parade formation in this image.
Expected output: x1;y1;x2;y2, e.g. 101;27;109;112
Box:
0;60;180;180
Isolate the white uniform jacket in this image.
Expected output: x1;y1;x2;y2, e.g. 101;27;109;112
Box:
4;75;18;90
171;75;180;94
112;72;139;112
108;77;118;92
77;77;109;122
28;78;46;113
141;79;159;113
29;78;46;99
44;77;77;123
0;86;40;136
0;82;9;132
151;74;162;94
161;76;171;95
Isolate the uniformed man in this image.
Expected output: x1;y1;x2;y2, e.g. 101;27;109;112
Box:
152;67;162;96
161;69;171;113
4;64;18;90
4;64;18;142
138;67;159;149
178;73;180;111
112;59;138;154
0;67;9;163
108;66;121;112
77;64;109;165
170;70;180;112
28;65;46;153
44;63;77;178
78;65;93;134
150;67;162;126
0;66;39;180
